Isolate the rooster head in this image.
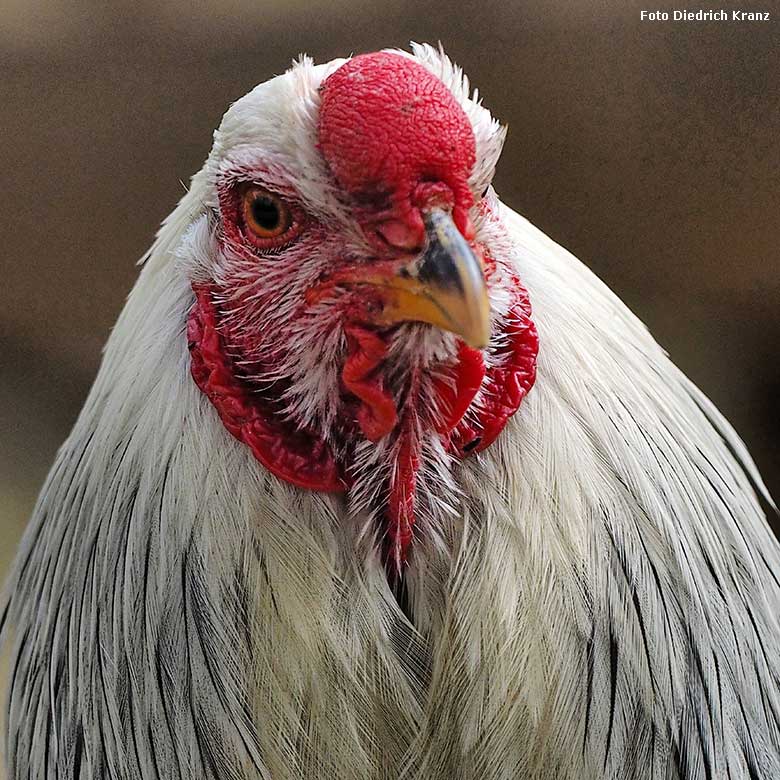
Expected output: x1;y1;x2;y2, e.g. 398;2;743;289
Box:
182;46;538;569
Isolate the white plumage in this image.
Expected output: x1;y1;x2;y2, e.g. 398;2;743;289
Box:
2;44;779;779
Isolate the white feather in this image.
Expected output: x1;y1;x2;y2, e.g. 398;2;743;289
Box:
2;45;779;780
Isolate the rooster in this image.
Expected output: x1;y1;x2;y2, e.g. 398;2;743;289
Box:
2;44;779;780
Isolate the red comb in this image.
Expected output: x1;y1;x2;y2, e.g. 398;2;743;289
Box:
318;52;476;225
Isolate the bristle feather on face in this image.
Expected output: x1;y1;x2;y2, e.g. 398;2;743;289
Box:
6;44;777;780
177;47;538;569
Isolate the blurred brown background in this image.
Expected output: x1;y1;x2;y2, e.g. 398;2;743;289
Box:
1;0;778;582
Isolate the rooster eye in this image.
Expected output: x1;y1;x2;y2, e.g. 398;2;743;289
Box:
240;185;294;245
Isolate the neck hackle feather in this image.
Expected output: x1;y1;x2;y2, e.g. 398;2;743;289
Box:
2;43;779;780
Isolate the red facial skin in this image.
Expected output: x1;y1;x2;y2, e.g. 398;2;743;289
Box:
187;53;539;573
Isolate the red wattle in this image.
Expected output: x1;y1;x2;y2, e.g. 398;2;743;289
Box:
383;280;537;567
188;274;538;569
385;428;420;574
450;278;538;455
188;286;346;492
341;325;398;442
432;341;486;436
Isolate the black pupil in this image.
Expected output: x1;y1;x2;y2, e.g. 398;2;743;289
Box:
251;196;281;231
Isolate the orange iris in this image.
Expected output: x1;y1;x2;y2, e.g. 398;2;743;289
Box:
241;185;293;242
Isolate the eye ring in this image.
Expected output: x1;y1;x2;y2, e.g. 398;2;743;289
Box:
239;184;300;249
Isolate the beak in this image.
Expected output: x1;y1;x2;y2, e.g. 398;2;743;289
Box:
365;209;492;348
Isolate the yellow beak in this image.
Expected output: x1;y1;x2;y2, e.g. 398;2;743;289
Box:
358;209;492;349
